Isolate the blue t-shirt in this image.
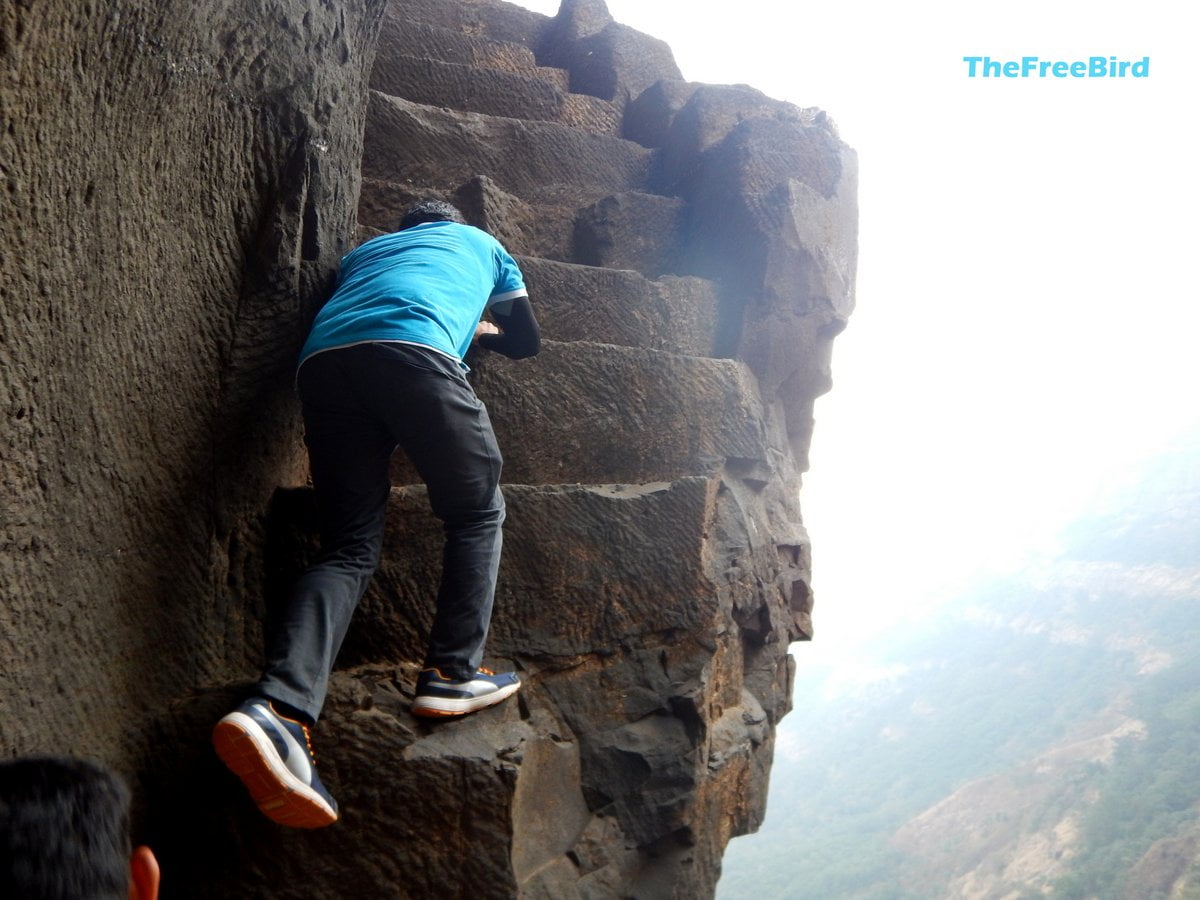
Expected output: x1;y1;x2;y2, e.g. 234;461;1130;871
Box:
299;221;527;367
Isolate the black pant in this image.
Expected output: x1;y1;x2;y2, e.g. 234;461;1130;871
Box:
257;342;505;723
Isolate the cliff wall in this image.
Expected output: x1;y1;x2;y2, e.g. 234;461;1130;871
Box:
0;0;856;896
2;0;385;774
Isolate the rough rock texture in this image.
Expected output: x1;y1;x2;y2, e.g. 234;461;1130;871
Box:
2;0;855;897
1;0;386;769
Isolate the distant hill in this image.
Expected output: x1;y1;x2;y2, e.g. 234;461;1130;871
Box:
717;427;1200;899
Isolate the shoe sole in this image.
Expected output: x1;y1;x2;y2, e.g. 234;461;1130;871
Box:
411;681;521;718
212;713;338;829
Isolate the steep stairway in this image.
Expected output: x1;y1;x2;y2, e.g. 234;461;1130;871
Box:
344;2;795;896
337;6;776;895
237;1;855;897
360;0;739;485
371;15;622;134
354;1;765;653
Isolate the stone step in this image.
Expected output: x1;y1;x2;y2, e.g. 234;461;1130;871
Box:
386;0;550;51
571;190;686;277
357;173;584;264
371;54;619;136
269;476;724;668
363;91;652;205
376;17;556;82
375;6;641;140
389;340;768;487
515;256;718;357
560;92;624;136
371;53;562;124
258;465;801;895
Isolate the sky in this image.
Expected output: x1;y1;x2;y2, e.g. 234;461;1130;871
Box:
508;1;1200;660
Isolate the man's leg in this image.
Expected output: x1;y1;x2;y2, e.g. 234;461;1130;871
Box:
257;348;397;723
214;347;393;828
397;361;519;717
369;345;507;681
426;482;505;678
408;376;505;680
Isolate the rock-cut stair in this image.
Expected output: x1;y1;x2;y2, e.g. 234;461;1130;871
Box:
252;2;836;897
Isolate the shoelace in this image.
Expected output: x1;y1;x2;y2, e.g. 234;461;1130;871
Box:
300;724;318;763
268;701;319;762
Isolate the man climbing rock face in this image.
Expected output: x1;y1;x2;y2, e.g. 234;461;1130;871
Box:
212;200;540;829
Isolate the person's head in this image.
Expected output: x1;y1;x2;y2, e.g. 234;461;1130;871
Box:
399;199;466;231
0;756;159;900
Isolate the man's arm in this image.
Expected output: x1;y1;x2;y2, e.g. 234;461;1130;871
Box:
477;297;540;359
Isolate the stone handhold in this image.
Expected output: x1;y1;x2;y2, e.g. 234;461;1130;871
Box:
544;0;616;45
388;340;768;486
356;176;424;234
569;23;682;107
560;93;623;136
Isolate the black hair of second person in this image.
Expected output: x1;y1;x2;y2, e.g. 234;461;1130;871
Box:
0;756;133;900
399;199;467;230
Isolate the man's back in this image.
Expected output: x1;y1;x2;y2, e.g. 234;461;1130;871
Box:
300;221;526;364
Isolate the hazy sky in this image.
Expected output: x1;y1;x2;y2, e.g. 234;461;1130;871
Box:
510;0;1199;658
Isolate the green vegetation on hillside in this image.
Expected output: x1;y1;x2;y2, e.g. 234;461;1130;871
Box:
719;585;1137;898
1053;642;1200;899
718;430;1200;899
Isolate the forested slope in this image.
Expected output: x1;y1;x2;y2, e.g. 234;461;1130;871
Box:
719;427;1200;899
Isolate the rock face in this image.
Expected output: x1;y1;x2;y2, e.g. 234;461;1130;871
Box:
1;0;387;782
1;0;856;897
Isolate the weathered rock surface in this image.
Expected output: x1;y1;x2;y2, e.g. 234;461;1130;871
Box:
362;91;652;200
405;342;770;486
538;0;682;109
2;0;855;897
1;0;386;769
514;256;720;356
573;191;687;276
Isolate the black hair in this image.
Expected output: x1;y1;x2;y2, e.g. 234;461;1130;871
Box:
0;757;132;900
399;199;466;230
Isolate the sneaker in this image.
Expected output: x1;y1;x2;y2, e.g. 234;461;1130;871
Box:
411;667;521;718
212;698;338;829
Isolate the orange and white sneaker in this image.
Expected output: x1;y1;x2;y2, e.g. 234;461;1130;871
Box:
212;698;338;828
411;668;521;718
